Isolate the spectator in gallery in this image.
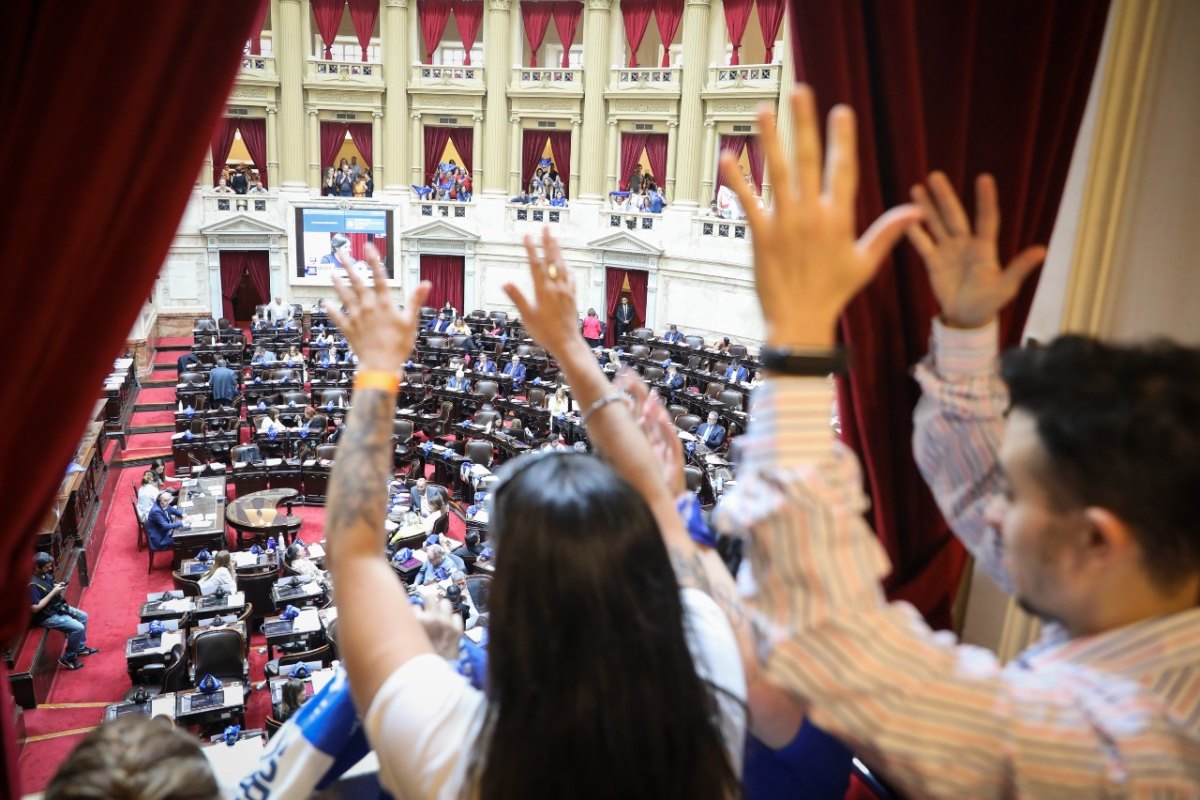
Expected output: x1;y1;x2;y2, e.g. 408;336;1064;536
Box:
628;162;642;192
320;234;352;267
248;173;266;193
336;162;354;197
353;171;368;198
528;167;545;196
213;176;234;194
364;169;374;198
549;189;568;208
230;164;249;194
322;166;337;197
647;186;666;214
509;189;532;205
349;155;362;178
581;308;603;348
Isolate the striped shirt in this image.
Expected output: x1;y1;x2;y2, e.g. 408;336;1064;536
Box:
716;320;1200;798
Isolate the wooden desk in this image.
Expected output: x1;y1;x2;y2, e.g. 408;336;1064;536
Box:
225;488;303;547
104;693;177;722
271;578;326;613
175;682;246;729
174;494;228;561
261;607;324;659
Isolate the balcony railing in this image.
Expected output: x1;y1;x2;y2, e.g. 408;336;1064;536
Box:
706;63;781;91
510;66;583;89
409;63;484;87
202;191;277;221
696;215;750;240
605;210;659;231
411;199;474;220
240;54;277;78
610;67;680;90
306;58;384;86
508;204;569;225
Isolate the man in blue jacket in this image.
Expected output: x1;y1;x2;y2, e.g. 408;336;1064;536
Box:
209;357;239;407
693;411;726;449
145;492;187;550
503;354;526;389
723;360;749;384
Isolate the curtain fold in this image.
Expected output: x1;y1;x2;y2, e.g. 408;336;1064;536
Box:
348;121;373;168
653;0;684;67
451;126;474;174
245;251;271;308
346;233;370;262
249;0;270;55
547;129;571;196
420;255;466;312
239;118;268;188
0;2;262;791
311;0;346;59
522;130;548;192
745;135;764;192
552;1;583;67
348;0;379;61
790;0;1111;628
721;0;754;65
219;251;246;321
621;0;654;67
210;117;240;187
521;1;554;67
756;0;786;61
321;121;351;174
454;0;484;64
619;132;649;190
625;268;648;325
604;267;626;346
417;0;453;64
424;125;453;183
715;134;747;191
643;133;667;188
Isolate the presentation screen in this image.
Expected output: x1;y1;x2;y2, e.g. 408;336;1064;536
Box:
295;207;394;278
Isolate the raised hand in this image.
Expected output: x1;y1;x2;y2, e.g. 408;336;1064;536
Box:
720;85;921;349
615;369;686;497
324;263;431;372
503;228;586;361
907;172;1047;329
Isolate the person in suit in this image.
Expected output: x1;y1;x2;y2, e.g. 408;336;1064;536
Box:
230;164;249;194
693;411;726;449
251;346;276;366
503;355;526;388
425;312;452;333
451;531;484;562
614;296;636;338
663;324;684;344
30;552;98;671
414;544;465;586
146;492;187;551
446;368;471;393
209;357;238;406
661;364;685;395
477;354;497;375
409;479;440;515
723;360;749;384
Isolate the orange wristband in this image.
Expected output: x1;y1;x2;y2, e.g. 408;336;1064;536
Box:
354;369;401;393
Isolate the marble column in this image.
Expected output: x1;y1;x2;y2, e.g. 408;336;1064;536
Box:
673;0;711;206
578;0;612;199
307;108;321;187
371;110;384;185
472;114;484;184
481;0;513;193
276;0;307;187
665;121;679;202
410;111;423;186
381;0;410;192
699;120;716;203
509;117;523;195
762;16;793;207
266;105;280;186
605;119;619;190
569;116;582;196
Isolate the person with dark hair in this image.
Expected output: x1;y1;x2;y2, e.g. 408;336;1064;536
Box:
45;716;220;800
210;356;238;406
321;235;351;267
614;295;636;339
320;250;746;799
581;307;603;348
713;85;1200;797
30;552;98;671
443;583;472;628
451;530;483;561
723;359;748;384
275;678;309;723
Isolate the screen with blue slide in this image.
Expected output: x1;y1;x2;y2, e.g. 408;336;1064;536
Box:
295;207;393;278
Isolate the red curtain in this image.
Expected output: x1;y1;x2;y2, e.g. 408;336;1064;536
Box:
547;129;571;196
348;0;379;61
210;117;240;186
790;0;1110;629
625;268;648;323
604;268;648;345
311;0;346;59
621;0;654;67
522;130;548;191
716;134;747;191
420;255;466;312
348;121;373;168
245;251;270;307
417;0;452;63
219;250;270;320
521;1;554;67
346;233;370;262
552;1;583;67
619;132;649;190
424;125;452;183
0;2;262;793
653;0;683;67
756;0;786;61
249;0;270;54
454;1;484;64
452;127;474;174
321;121;351;173
745;136;764;193
721;0;754;64
643;133;667;189
239;118;269;188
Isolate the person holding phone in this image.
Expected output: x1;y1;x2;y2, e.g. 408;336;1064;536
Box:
29;552;98;671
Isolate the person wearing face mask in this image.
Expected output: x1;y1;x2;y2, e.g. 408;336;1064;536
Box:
446;368;470;392
614;296;636;339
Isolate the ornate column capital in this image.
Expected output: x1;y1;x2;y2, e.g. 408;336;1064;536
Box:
666;120;679;128
410;110;423;120
607;118;619;126
266;105;278;114
472;113;485;123
586;0;612;10
307;107;321;116
704;119;717;128
685;0;711;7
373;110;385;118
509;115;522;124
386;0;408;7
571;116;582;126
488;0;512;11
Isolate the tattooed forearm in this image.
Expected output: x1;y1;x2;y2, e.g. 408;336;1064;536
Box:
325;388;396;564
669;545;749;634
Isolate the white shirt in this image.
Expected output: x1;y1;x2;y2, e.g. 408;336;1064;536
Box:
364;588;745;799
266;301;293;325
197;567;237;597
136;483;159;520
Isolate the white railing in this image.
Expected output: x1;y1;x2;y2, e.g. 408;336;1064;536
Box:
695;215;750;240
604;209;660;231
611;66;680;89
202;191;277;219
410;199;474;220
410;63;484;84
240;55;277;77
307;59;383;82
507;204;569;225
707;63;781;89
511;66;583;88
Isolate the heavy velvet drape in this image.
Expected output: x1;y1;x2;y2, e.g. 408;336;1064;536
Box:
417;0;453;64
248;1;270;55
420;255;466;312
604;267;648;345
321;121;351;173
348;0;379;61
0;2;263;794
454;0;484;64
239;118;269;188
721;0;754;65
643;133;668;189
621;0;654;67
756;0;786;61
547;129;571;196
219;251;271;321
348;121;373;168
210;117;240;186
619;132;648;190
522;130;548;192
311;0;346;59
789;0;1110;628
424;125;453;183
552;1;583;67
521;1;554;67
653;0;684;66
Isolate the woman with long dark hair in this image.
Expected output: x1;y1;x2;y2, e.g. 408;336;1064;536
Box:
321;234;746;799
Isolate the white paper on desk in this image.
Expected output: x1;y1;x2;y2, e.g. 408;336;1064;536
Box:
231;552;257;567
302;582;321;595
307;544;326;560
311;669;336;695
160;631;183;652
161;599;193;613
677;431;697;442
265;458;283;467
150;694;176;719
233;461;248;468
295;608;322;633
303;459;317;467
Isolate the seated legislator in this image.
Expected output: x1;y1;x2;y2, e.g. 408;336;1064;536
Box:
251;346;276;366
723;360;749;384
275;678;309;723
451;531;484;562
413;543;465;586
209;356;238;406
424;312;452;333
283;344;305;367
662;363;685;392
444;583;476;630
136;470;160;520
502;354;526;388
197;550;238;596
285;542;323;579
444;368;471;392
693;411;726;448
30;552;98;671
258;408;287;434
712;88;1200;796
663;323;685;344
409;478;438;516
476;353;497;374
449;317;472;336
146;491;187;550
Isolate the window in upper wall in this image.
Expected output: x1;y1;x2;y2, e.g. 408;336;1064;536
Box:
544;45;584;69
437;45;485;66
314;35;381;62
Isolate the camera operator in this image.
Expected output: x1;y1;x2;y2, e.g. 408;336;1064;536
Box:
29;552;98;671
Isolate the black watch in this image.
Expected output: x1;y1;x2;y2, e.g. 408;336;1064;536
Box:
758;346;849;376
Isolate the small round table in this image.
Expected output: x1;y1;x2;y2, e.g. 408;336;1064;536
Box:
225;488;303;550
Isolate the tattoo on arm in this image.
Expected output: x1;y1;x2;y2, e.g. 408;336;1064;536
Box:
325;389;394;559
668;546;748;632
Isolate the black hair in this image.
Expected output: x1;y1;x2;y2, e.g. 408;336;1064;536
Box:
474;452;739;799
464;531;480;549
1002;335;1200;586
